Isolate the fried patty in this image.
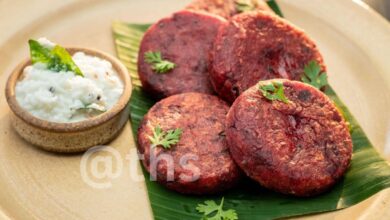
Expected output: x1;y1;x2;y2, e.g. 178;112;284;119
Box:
137;93;241;194
210;11;326;103
138;10;226;99
226;80;352;196
186;0;273;19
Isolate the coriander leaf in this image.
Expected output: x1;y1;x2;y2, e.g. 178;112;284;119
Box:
197;200;219;216
144;51;162;63
221;209;238;220
144;51;176;73
196;197;238;220
235;0;255;13
28;39;84;77
154;61;176;73
148;125;182;149
301;60;328;89
258;82;289;103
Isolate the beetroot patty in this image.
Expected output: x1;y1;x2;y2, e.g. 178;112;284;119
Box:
138;10;226;98
137;93;241;194
186;0;273;19
226;80;352;196
210;11;326;103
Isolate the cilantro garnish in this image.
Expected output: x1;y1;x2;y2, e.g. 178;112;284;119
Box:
235;0;255;13
258;82;289;103
148;125;182;149
301;60;328;90
144;51;176;74
28;39;84;77
196;197;238;220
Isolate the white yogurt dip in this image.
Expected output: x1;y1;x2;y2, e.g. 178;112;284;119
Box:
15;43;124;123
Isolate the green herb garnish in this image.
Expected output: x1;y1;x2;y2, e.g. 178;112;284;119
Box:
148;125;182;149
196;197;238;220
266;0;284;17
235;0;255;13
301;60;328;90
28;39;84;77
258;82;289;103
144;51;176;74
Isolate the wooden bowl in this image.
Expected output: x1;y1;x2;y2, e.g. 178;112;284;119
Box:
5;48;132;153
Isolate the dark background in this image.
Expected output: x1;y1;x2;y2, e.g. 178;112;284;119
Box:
364;0;390;19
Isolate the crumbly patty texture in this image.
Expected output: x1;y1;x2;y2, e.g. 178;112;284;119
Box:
138;10;226;98
210;11;326;103
226;80;352;196
186;0;273;19
137;93;241;194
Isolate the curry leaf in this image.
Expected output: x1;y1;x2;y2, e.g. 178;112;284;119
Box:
49;45;84;76
28;39;52;64
28;39;84;77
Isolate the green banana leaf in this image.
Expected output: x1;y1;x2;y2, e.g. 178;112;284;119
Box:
111;6;390;220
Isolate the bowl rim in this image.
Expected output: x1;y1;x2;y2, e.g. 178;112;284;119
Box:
5;47;132;133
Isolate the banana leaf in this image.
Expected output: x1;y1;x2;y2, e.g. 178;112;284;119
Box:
111;7;390;220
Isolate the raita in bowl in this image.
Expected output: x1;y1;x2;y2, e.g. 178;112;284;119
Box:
5;38;132;153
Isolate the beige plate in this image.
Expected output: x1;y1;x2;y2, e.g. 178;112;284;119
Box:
0;0;390;219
